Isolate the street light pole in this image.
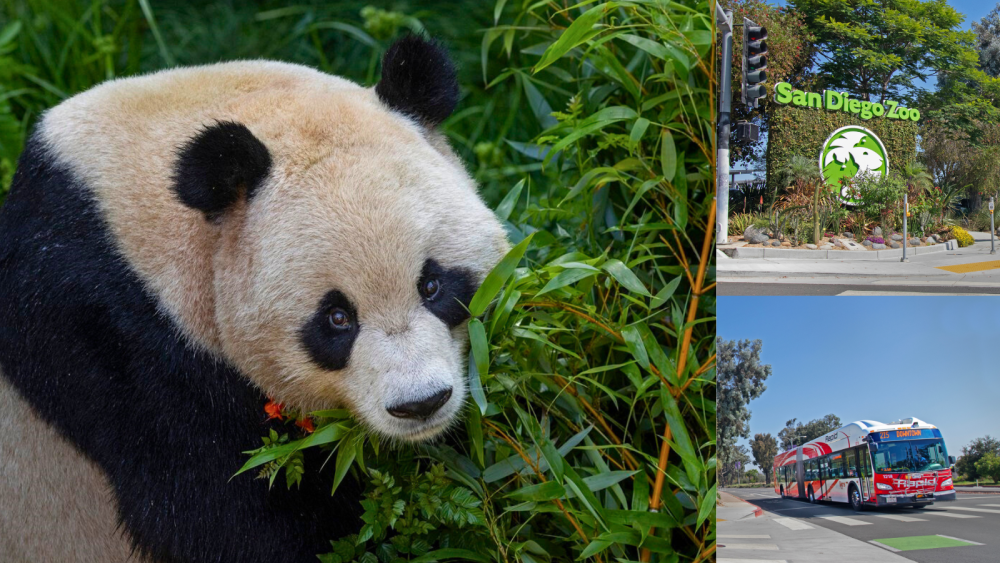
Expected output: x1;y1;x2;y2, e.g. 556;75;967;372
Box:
716;5;733;244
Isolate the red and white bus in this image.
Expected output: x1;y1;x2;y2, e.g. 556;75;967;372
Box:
773;418;956;511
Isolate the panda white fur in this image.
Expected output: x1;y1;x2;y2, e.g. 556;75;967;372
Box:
0;35;508;563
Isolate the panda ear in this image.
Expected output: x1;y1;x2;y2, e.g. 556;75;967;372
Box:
375;35;458;127
172;121;272;219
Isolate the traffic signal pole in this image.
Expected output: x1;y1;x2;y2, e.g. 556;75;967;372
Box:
716;5;733;244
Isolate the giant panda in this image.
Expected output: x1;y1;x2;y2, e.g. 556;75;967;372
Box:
0;35;508;563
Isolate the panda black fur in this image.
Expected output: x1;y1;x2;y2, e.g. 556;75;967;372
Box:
0;35;508;563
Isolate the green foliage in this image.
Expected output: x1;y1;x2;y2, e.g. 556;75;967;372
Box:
973;4;1000;77
728;212;760;236
766;104;917;198
975;452;1000;484
956;435;1000;481
750;433;778;484
789;0;978;105
778;414;841;450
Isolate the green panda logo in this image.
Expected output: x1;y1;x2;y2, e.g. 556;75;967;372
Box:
819;126;889;205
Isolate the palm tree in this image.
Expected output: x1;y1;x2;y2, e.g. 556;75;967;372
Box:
902;160;933;199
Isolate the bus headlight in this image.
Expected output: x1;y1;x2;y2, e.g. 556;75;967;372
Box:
876;483;892;491
941;478;952;488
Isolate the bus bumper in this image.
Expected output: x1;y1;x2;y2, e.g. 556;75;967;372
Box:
934;491;957;502
876;494;935;506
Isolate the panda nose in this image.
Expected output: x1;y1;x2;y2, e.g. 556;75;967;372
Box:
387;387;452;420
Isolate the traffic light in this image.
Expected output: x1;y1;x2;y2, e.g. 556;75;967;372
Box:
742;18;768;108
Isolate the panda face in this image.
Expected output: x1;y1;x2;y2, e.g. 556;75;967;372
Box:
212;131;508;442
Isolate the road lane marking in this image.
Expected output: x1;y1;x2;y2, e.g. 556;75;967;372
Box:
875;514;926;522
947;506;1000;514
818;515;871;526
772;518;813;530
719;535;771;539
718;559;788;563
978;504;1000;507
869;540;901;552
922;512;980;518
720;544;779;550
837;291;992;296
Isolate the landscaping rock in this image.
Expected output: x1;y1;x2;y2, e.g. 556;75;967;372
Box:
843;232;854;238
891;241;901;249
819;244;834;250
931;234;941;242
780;241;792;247
862;240;873;247
744;226;769;244
806;244;817;249
874;227;883;237
872;243;887;250
891;234;903;241
909;238;921;246
771;240;781;247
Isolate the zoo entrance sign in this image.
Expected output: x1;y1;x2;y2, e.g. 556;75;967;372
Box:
773;82;920;122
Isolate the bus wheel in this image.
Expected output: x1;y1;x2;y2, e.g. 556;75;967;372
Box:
808;486;816;504
849;485;863;512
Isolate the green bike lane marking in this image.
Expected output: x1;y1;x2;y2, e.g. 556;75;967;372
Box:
869;535;984;552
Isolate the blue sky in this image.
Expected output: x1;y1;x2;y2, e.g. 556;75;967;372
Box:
718;297;1000;470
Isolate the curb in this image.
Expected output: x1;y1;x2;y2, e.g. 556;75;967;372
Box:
723;491;765;517
719;240;957;260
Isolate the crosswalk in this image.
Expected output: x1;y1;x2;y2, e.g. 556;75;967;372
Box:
720;500;995;562
718;535;784;563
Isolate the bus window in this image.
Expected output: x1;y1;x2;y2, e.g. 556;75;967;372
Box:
845;449;857;478
830;454;844;479
818;455;828;480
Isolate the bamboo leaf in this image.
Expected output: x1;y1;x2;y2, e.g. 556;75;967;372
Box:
533;3;615;73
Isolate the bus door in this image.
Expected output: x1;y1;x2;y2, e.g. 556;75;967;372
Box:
857;446;873;501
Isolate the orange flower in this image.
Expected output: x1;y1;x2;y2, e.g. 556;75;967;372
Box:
264;399;284;421
295;417;315;434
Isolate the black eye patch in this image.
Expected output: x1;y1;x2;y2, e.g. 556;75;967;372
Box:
300;290;359;371
418;259;478;328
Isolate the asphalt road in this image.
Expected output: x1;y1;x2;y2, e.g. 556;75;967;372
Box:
718;283;1000;296
723;487;999;563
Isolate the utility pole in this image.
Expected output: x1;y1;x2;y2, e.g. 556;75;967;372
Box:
716;5;733;243
901;193;909;263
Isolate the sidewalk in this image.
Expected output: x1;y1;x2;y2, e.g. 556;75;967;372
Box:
718;491;912;563
719;231;1000;288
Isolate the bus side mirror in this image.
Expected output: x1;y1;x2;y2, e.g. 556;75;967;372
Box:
949;456;956;465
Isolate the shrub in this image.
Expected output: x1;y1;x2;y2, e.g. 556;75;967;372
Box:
951;226;975;247
975;452;1000;484
730;212;761;235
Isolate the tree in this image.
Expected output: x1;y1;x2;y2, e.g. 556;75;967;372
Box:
778;414;842;450
975;452;1000;484
956;435;1000;480
718;339;772;488
973;3;1000;77
719;444;752;488
789;0;979;104
751;433;779;484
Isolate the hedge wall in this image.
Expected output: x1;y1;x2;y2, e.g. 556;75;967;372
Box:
766;103;918;194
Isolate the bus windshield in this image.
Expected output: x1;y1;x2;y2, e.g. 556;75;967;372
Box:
873;439;949;473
